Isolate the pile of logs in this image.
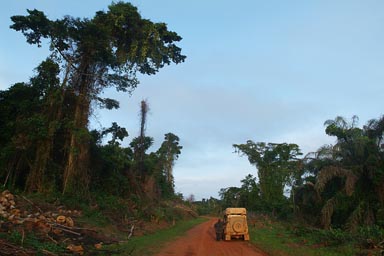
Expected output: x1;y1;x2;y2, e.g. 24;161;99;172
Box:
0;190;18;221
0;190;111;255
0;190;81;224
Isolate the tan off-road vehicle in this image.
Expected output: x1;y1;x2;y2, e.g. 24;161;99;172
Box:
223;207;250;241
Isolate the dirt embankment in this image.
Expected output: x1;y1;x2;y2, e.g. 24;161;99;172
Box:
154;218;268;256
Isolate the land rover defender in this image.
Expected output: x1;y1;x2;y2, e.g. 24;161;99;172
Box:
223;207;250;241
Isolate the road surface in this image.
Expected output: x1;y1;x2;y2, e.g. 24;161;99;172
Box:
154;218;268;256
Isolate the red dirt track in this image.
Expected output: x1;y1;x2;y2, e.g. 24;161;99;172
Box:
154;218;268;256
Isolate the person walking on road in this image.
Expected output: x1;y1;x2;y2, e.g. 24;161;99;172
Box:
214;219;224;241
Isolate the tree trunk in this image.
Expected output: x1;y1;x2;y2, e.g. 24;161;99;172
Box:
138;100;148;179
62;90;90;195
62;62;92;195
26;141;49;192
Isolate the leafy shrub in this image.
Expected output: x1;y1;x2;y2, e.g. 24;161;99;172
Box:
319;228;353;245
290;226;352;246
356;225;384;245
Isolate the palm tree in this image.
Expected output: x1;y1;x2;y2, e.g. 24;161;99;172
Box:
313;116;384;230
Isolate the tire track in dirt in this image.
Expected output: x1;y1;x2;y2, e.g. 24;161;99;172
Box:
154;218;268;256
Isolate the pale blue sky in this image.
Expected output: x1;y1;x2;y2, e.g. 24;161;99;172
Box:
1;1;383;200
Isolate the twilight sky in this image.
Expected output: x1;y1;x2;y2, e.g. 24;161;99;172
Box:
1;1;383;200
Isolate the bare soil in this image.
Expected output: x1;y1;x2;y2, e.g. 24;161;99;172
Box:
154;218;268;256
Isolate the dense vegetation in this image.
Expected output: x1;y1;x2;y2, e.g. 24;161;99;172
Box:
1;1;383;254
0;2;186;216
202;115;384;252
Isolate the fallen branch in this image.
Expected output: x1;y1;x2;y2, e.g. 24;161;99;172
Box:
41;249;58;256
127;224;135;240
0;238;36;255
21;196;43;214
46;234;58;244
21;228;25;247
46;222;81;236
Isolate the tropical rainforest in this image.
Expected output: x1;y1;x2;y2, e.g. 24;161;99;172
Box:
0;1;383;254
0;2;185;206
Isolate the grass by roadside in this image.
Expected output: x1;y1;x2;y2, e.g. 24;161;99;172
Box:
248;217;383;256
250;223;353;256
106;217;208;255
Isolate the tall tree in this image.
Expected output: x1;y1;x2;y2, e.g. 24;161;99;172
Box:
157;133;182;190
233;141;302;212
150;133;182;198
10;2;186;194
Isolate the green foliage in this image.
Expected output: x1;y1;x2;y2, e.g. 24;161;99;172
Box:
239;174;262;210
294;227;353;246
151;205;186;222
0;230;66;254
89;141;132;197
250;219;356;256
219;186;241;208
101;122;129;145
156;133;183;195
0;80;49;189
96;194;131;217
306;116;384;229
106;217;207;256
6;1;186;196
356;225;384;245
290;224;384;253
227;114;383;235
233;141;302;215
194;197;222;216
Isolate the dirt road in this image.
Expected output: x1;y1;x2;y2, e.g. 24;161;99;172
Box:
154;218;268;256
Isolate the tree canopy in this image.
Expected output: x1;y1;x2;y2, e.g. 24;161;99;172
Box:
6;2;186;195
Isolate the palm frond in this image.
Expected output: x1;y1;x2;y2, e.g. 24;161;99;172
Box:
321;197;338;229
351;115;359;128
345;171;358;196
315;144;334;160
304;181;321;203
346;202;363;231
364;205;375;226
315;166;357;196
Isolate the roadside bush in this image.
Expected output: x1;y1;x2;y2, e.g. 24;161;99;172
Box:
290;226;352;246
318;228;353;245
290;224;384;249
356;225;384;247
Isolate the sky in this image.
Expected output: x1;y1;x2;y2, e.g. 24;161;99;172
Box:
1;1;383;200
